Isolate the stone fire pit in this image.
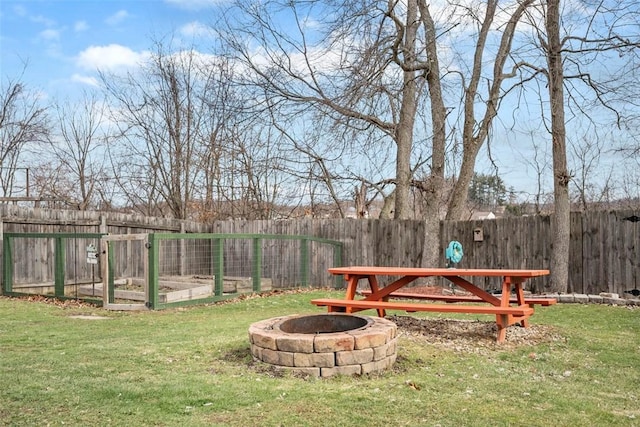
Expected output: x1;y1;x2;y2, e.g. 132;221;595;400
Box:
249;313;397;377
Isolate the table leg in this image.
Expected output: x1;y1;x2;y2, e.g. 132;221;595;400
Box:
345;274;360;300
496;314;508;343
344;274;362;313
366;276;387;317
514;279;529;328
514;280;526;305
368;275;381;295
503;277;530;328
501;278;512;306
343;274;387;317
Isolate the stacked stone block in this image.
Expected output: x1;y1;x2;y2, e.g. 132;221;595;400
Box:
249;314;397;378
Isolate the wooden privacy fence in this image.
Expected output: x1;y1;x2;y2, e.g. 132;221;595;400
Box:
1;205;639;295
207;211;640;294
440;210;639;294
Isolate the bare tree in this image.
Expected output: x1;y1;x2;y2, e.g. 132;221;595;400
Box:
544;0;571;292
569;131;616;210
101;41;241;219
192;60;283;220
443;0;639;226
219;1;429;216
101;45;198;218
265;101;400;219
616;155;640;209
512;0;640;292
218;0;451;266
33;91;109;210
520;136;553;214
445;0;536;220
415;0;448;268
211;122;287;220
100;38;286;220
0;72;49;197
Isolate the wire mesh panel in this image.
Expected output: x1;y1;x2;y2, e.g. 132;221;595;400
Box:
263;238;303;287
9;236;55;293
102;235;148;307
3;233;103;300
149;233;343;309
64;235;103;299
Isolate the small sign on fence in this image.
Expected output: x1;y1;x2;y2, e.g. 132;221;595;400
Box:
86;244;98;264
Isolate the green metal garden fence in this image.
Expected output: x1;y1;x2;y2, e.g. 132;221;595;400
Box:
1;232;344;310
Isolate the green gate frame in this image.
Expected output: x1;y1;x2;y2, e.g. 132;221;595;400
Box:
2;232;105;303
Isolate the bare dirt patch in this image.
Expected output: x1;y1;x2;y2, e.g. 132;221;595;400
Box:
7;295;99;309
385;285;565;353
389;315;564;354
68;315;111;320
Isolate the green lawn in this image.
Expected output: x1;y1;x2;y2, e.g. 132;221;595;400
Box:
1;291;639;426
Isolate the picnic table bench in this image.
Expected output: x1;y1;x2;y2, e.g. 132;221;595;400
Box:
311;267;554;343
358;290;557;306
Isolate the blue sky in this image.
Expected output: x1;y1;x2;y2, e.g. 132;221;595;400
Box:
1;1;633;203
1;0;222;98
0;0;579;201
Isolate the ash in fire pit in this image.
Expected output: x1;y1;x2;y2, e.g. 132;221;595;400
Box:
278;314;369;334
249;313;397;378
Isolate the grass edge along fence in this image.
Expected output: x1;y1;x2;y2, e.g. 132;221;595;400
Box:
1;232;344;310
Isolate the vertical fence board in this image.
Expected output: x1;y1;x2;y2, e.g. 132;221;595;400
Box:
569;213;584;294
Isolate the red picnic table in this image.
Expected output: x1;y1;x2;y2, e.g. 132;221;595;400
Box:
311;267;555;343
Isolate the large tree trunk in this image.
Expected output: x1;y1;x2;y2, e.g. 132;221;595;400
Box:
393;0;419;220
545;0;570;293
447;153;479;220
418;0;447;269
394;116;415;220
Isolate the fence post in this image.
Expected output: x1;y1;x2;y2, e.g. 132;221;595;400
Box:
179;223;186;276
2;234;12;294
107;241;115;304
54;237;65;297
333;242;343;289
213;238;224;296
300;238;309;287
147;234;159;309
252;237;262;292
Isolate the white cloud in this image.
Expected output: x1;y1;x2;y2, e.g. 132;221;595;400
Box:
12;5;27;17
164;0;224;11
71;74;100;87
74;21;89;32
300;17;322;32
105;10;129;26
11;4;55;25
39;29;60;41
179;21;215;38
76;44;150;72
30;14;56;27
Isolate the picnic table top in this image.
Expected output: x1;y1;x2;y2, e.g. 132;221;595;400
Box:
328;266;550;278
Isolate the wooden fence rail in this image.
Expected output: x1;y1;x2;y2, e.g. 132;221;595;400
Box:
1;204;638;295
